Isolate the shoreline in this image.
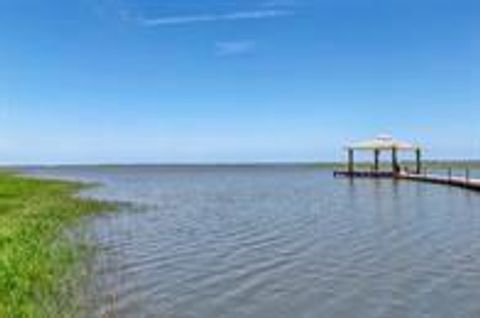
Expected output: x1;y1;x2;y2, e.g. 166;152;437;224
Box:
0;171;113;317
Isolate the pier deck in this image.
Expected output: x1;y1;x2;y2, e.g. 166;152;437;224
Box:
333;170;395;178
334;170;480;192
400;173;480;191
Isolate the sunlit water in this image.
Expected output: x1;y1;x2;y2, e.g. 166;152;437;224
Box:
23;166;480;318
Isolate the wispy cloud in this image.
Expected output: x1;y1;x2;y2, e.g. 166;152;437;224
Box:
261;0;298;7
215;41;256;57
138;10;292;27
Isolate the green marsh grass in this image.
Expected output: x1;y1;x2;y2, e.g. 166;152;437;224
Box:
0;171;113;317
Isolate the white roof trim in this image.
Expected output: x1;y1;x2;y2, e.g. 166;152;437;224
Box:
347;135;420;151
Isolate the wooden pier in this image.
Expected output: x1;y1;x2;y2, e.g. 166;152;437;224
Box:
334;170;480;192
400;172;480;192
333;170;395;178
333;135;480;192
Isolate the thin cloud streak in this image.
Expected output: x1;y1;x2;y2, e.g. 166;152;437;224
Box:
215;41;256;56
261;0;298;7
139;10;292;27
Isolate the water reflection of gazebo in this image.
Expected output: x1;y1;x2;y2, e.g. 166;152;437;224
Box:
335;135;422;178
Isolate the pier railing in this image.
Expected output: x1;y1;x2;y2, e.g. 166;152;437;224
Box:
404;166;479;192
421;167;473;182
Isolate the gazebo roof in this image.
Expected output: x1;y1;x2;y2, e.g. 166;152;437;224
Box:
347;135;420;151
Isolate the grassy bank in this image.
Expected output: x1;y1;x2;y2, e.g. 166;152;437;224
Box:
0;171;113;317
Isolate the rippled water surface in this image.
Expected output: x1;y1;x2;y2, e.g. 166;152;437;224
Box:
24;166;480;318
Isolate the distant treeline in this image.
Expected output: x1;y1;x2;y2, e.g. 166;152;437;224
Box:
314;160;480;170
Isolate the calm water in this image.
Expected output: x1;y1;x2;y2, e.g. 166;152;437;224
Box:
24;166;480;318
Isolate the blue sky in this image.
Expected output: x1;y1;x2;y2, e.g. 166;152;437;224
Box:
0;0;479;164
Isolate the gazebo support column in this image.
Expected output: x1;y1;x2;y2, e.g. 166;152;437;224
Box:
348;149;354;174
392;147;399;174
415;148;422;174
374;149;380;172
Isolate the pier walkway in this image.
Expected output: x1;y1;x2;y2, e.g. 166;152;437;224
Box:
334;170;480;192
400;172;480;192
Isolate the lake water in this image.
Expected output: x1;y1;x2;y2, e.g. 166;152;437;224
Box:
23;166;480;318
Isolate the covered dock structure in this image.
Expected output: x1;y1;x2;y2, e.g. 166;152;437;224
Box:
334;135;422;178
334;135;480;192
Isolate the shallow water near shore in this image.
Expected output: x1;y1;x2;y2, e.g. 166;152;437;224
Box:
24;165;480;318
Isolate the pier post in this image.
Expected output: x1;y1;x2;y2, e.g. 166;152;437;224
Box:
348;149;354;174
415;149;422;174
466;168;470;182
448;168;452;181
374;149;380;172
392;147;399;174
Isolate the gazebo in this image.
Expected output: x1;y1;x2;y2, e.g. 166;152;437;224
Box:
340;135;422;177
